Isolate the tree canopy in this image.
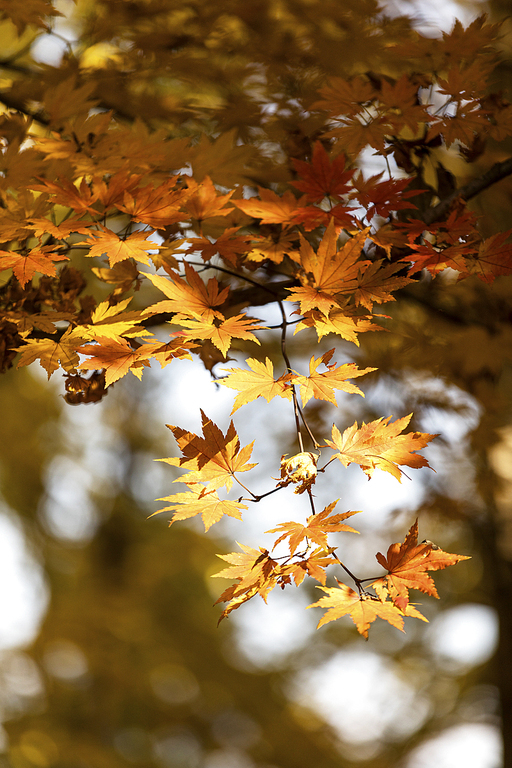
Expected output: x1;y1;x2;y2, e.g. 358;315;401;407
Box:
0;0;512;766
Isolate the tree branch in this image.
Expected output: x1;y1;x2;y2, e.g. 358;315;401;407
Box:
424;155;512;224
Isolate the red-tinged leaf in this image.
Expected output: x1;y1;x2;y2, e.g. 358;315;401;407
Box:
290;203;357;232
85;227;162;267
175;313;264;356
350;174;422;220
468;231;512;282
218;357;293;413
371;519;470;609
151;487;247;532
0;246;69;288
285;222;370;315
267;502;360;555
325;414;436;481
291;348;375;406
142;262;230;323
233;188;304;226
290;143;355;203
308;581;407;637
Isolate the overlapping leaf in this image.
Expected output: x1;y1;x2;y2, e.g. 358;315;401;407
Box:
325;414;435;481
371;519;470;609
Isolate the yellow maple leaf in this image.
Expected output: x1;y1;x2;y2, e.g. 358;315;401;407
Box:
325;414;436;481
16;326;86;378
291;349;375;406
218;357;293;413
151;487;247;532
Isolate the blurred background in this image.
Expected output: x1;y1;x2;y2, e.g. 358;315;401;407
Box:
0;0;512;766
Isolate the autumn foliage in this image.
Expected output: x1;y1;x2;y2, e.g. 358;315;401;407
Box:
2;3;511;638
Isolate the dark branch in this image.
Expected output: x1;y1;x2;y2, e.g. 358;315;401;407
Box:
424;155;512;224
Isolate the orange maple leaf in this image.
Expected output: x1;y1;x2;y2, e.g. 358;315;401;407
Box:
142;262;230;323
0;246;69;288
267;502;360;555
291;349;375;406
31;176;98;214
183;175;235;221
308;580;414;637
85;227;162;267
233;188;304;226
371;519;471;610
185;227;252;265
117;178;190;228
161;410;257;492
352;261;412;310
325;414;435;481
78;337;160;386
218;357;293;413
285;222;370;315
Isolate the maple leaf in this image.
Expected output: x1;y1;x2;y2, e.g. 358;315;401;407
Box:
175;313;264;356
162;410;257;492
218;357;293;413
78;338;161;387
281;548;337;586
294;307;380;345
267;502;360;555
0;246;69;288
183;175;235;220
308;580;409;637
81;297;152;341
468;231;512;283
30;176;99;214
85;228;162;267
313;75;376;117
352;261;412;310
350;174;422;220
285;222;370;316
247;231;300;264
325;414;436;481
291;349;375;406
234;188;304;226
185;227;252;266
142;262;229;323
371;519;470;610
290;143;355;203
117;178;190;228
15;326;87;378
213;544;280;620
150;487;247;532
